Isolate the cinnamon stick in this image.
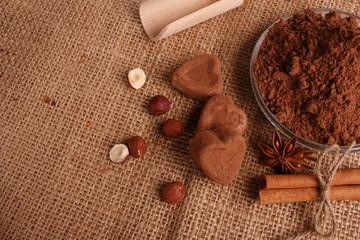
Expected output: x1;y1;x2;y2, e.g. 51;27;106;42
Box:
260;168;360;190
259;185;360;204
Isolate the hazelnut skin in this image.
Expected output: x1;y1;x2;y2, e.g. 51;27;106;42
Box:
162;182;186;204
148;95;170;115
163;119;183;138
128;136;147;158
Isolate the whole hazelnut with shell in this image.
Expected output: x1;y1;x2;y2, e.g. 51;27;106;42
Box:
128;136;147;158
148;95;170;116
163;119;183;138
162;182;186;204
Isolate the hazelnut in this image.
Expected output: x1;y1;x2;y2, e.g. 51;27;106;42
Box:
148;95;170;115
128;136;147;158
128;68;146;89
163;119;183;138
109;144;129;163
162;182;186;204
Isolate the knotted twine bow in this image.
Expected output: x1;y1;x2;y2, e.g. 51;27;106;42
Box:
288;141;356;240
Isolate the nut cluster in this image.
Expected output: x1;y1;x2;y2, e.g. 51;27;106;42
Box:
148;95;184;139
117;69;187;205
110;136;147;163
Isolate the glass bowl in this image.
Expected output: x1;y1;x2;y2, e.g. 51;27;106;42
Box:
250;8;360;152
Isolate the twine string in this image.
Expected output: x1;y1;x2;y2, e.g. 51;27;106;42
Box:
287;141;356;240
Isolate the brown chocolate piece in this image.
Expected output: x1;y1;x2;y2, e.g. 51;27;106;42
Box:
189;125;246;186
196;95;248;135
172;54;223;101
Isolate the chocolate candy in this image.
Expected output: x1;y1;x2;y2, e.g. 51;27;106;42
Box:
189;94;248;186
189;125;246;186
196;95;248;135
172;54;223;101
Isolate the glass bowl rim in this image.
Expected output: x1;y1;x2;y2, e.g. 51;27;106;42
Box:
250;8;360;152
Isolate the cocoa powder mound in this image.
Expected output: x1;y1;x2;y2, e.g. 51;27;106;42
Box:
254;9;360;145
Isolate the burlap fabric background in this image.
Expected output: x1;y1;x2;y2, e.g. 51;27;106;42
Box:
1;0;360;239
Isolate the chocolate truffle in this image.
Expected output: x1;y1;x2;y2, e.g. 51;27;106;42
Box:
196;95;248;135
172;54;223;101
189;125;247;186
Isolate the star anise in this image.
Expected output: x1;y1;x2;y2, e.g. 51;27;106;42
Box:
257;129;316;174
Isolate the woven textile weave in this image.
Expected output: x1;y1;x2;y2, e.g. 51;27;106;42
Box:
1;0;359;239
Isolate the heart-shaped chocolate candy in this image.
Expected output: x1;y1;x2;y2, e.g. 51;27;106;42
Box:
196;95;248;135
189;125;246;186
172;54;223;101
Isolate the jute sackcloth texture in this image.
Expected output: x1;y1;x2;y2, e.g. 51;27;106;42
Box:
1;0;360;239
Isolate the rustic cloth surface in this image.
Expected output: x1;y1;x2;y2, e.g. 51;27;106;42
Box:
1;0;360;239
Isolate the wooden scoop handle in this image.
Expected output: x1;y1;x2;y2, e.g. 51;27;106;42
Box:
140;0;244;41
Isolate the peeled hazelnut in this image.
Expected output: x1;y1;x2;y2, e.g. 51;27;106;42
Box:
163;119;183;138
128;68;146;89
128;136;147;158
148;95;170;115
162;182;186;205
109;144;129;163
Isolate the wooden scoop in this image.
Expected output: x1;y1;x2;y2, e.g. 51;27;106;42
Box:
139;0;244;41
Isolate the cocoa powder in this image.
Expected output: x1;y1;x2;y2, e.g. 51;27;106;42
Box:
254;9;360;145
